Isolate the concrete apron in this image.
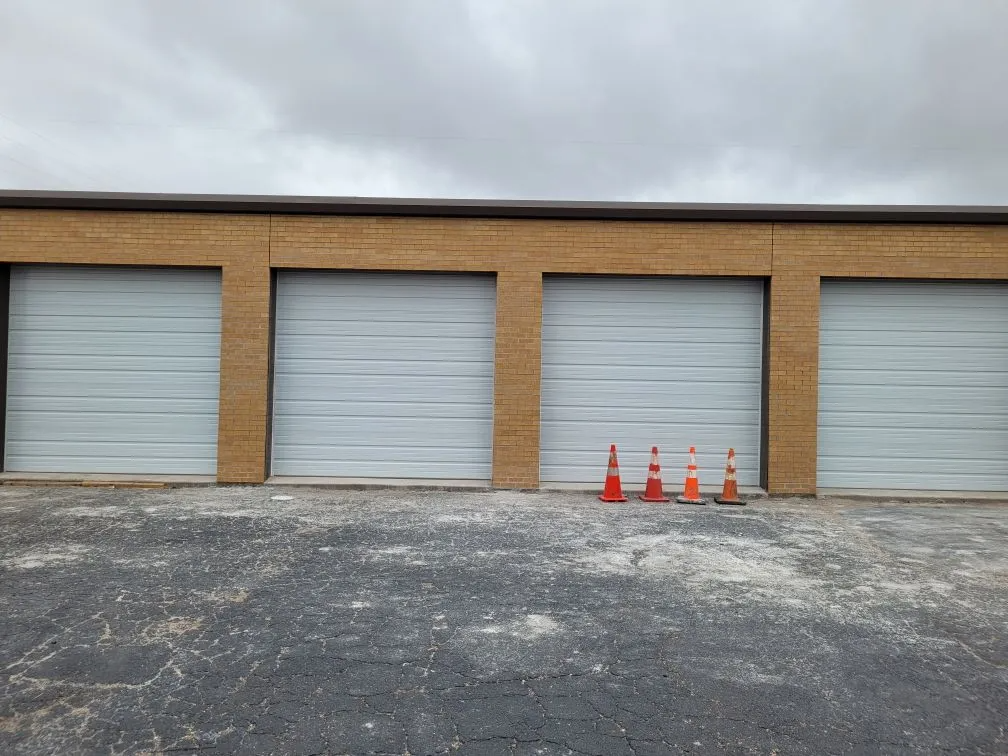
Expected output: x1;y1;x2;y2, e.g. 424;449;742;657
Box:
2;472;1007;502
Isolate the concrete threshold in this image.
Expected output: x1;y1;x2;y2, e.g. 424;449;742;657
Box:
267;477;768;497
540;482;768;497
266;476;492;491
817;488;1008;503
0;472;216;488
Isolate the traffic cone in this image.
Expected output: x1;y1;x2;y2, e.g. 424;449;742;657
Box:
639;446;670;502
598;444;628;502
714;448;746;506
676;446;707;505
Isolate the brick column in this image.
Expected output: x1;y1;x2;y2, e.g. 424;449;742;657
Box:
216;261;272;483
491;271;543;488
766;272;820;494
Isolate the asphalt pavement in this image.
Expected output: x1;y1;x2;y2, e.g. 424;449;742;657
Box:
1;485;1006;755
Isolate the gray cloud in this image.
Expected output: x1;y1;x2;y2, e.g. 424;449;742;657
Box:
1;0;1006;202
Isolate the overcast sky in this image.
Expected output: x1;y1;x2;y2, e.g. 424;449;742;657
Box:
1;0;1006;203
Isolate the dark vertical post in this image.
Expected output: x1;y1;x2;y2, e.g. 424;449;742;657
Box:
759;277;770;491
0;265;11;472
264;268;278;479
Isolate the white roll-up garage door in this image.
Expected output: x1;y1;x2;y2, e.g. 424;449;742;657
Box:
5;266;222;475
271;272;496;480
818;281;1008;491
541;277;764;487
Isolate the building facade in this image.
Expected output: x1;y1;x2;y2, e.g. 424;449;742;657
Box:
1;192;1006;494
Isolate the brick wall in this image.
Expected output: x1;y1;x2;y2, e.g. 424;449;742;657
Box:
1;208;1006;492
269;215;772;276
491;271;542;489
217;262;271;483
766;272;820;494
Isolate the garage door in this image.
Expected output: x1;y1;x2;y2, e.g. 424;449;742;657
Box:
818;281;1008;491
5;266;222;475
271;272;496;480
541;277;764;486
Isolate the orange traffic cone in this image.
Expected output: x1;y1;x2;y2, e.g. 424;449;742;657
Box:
714;448;746;505
676;446;707;505
599;444;628;502
639;446;670;502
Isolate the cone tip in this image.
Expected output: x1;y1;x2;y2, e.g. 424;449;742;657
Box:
689;446;696;453
651;445;658;454
609;443;616;451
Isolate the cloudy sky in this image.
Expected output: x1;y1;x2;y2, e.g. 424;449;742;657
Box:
0;0;1005;203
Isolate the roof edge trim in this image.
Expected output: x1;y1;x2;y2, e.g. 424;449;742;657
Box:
1;190;1007;224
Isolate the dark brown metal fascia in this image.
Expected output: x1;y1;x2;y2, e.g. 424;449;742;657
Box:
1;190;1007;224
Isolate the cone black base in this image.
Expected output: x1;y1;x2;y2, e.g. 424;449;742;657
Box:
714;496;746;505
676;496;707;505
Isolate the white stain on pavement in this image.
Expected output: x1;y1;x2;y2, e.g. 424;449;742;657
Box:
3;544;89;569
523;614;560;638
54;506;124;518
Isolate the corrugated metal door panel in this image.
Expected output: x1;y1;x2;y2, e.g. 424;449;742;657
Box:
818;281;1008;490
271;271;496;479
5;266;222;474
540;277;764;486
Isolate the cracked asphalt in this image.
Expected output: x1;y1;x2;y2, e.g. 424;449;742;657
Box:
0;486;1006;755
